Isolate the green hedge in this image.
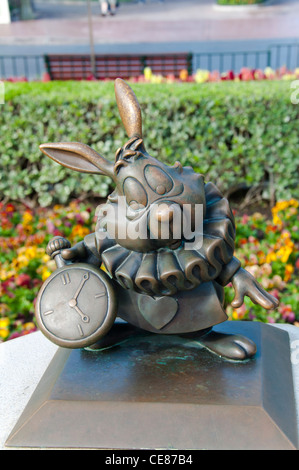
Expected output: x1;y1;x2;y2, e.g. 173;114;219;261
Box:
1;80;298;206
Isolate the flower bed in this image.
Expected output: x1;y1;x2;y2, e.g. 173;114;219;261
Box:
0;200;95;341
142;66;299;84
225;199;299;323
4;65;299;84
0;199;298;341
217;0;265;5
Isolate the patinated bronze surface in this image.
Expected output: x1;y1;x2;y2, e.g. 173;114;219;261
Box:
36;78;279;360
5;322;298;449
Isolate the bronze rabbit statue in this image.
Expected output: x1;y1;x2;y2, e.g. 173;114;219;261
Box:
37;78;278;360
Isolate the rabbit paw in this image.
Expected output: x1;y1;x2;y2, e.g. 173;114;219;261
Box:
46;236;71;257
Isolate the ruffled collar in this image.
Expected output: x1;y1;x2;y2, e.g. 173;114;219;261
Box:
96;182;236;296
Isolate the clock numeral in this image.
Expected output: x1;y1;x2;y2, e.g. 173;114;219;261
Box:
95;292;106;299
78;324;84;337
43;310;54;316
61;272;71;285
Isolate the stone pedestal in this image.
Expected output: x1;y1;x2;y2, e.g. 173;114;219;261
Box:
3;321;299;450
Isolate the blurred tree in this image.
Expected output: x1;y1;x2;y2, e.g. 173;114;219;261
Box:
20;0;35;20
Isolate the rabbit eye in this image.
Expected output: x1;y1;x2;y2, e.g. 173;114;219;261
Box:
123;177;147;208
144;165;173;195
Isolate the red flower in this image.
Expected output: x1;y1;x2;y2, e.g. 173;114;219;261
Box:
2;278;16;292
239;67;254;81
86;74;96;81
42;73;51;82
16;273;31;288
221;70;235;81
5;203;16;213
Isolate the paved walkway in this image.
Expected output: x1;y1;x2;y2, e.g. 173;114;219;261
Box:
0;0;299;47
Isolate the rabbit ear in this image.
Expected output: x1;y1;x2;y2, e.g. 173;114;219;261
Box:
114;78;143;139
39;142;114;178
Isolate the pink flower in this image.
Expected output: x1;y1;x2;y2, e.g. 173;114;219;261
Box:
16;273;31;288
279;304;296;323
75;213;86;224
239;67;254;81
166;74;176;82
241;214;249;225
46;221;55;233
254;69;265;80
248;235;256;244
209;71;221;82
42;73;51;82
249;254;258;265
287;312;295;323
269;289;280;300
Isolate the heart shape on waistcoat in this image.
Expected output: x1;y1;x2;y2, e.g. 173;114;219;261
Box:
137;295;179;330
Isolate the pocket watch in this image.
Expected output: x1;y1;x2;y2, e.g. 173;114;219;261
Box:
35;238;117;349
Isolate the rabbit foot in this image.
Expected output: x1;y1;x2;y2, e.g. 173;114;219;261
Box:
197;330;257;361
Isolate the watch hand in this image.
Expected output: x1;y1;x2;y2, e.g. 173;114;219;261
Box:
73;273;89;301
74;304;90;323
68;298;90;323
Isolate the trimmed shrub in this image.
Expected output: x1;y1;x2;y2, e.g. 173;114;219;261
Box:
1;80;298;206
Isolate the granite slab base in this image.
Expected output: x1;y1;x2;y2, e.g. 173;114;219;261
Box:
5;321;299;450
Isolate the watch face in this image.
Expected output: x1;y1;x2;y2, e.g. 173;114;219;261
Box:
35;263;117;348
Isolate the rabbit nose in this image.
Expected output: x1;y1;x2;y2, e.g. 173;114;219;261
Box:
154;204;174;222
148;202;182;244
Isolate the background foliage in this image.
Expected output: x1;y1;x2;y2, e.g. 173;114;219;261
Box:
1;80;298;207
